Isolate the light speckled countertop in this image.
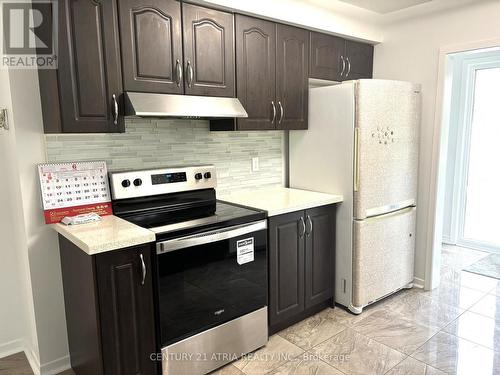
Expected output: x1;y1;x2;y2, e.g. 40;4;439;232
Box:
52;215;155;255
220;187;343;216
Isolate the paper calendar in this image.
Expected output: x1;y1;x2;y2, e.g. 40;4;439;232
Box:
38;161;113;224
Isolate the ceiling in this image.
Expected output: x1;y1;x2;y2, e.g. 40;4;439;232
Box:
337;0;433;14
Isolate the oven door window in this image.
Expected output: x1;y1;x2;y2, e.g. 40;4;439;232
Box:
156;229;267;347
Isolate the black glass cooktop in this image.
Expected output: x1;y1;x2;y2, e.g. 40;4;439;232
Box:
112;188;266;239
118;200;265;240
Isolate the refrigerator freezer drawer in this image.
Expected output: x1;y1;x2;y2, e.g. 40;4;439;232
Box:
352;207;416;308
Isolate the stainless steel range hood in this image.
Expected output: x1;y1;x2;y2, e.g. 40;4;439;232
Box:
124;92;248;119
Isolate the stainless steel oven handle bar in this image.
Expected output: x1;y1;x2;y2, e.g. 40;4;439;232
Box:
156;220;267;254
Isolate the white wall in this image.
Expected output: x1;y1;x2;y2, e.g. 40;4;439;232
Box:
0;69;39;366
373;0;500;283
198;0;383;42
7;69;70;374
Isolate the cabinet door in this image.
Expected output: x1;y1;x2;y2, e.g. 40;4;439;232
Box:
309;32;345;81
182;3;235;97
118;0;183;94
96;246;156;375
268;211;305;327
235;15;276;130
56;0;123;133
344;40;374;80
304;205;335;309
276;24;309;130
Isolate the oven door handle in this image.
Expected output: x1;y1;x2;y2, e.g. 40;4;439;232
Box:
156;220;267;254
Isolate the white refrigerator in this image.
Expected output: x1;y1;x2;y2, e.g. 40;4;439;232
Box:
289;79;420;314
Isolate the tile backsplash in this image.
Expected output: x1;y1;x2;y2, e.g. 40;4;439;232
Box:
44;119;284;195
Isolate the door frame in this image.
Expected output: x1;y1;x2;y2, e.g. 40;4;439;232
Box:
426;38;500;290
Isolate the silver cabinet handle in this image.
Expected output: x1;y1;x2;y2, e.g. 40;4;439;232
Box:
139;253;146;286
271;101;276;123
278;101;284;125
299;217;306;238
175;59;182;87
306;215;313;236
112;94;118;125
346;57;351;77
340;55;346;77
186;60;193;88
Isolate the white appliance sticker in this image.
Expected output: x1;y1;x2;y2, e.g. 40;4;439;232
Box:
236;238;254;265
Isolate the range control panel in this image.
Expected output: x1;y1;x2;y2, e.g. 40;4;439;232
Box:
109;165;217;200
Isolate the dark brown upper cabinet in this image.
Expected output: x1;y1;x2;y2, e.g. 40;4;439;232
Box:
309;32;345;81
214;16;308;131
182;3;235;97
118;0;183;94
234;15;276;130
308;31;373;82
344;40;374;79
119;0;234;97
39;0;124;133
275;24;309;130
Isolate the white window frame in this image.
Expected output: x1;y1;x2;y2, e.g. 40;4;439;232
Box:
449;54;500;253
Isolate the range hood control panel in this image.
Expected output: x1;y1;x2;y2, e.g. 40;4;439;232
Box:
109;165;216;200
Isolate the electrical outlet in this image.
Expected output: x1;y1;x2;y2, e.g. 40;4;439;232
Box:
251;157;259;172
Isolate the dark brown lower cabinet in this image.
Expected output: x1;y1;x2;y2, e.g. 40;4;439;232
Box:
268;205;336;333
59;236;157;375
268;210;305;328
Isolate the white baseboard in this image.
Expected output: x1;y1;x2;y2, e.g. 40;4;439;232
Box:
413;277;425;289
0;339;24;359
39;354;71;375
25;346;41;375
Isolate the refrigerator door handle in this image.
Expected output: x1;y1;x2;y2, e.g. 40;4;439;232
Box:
354;127;360;192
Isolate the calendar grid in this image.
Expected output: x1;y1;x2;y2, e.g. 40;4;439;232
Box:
38;161;113;224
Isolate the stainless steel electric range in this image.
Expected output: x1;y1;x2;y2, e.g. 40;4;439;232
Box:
109;165;268;375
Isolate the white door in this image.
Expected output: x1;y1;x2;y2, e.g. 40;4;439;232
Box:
455;64;500;252
354;80;420;219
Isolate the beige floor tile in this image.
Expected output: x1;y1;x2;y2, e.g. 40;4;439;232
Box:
310;328;406;375
233;334;304;375
268;353;343;375
413;281;486;309
411;331;500;375
384;291;464;329
440;244;489;270
440;269;498;292
469;293;500;320
351;310;438;355
443;311;500;351
278;309;346;350
325;290;406;328
386;356;446;375
210;363;245;374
